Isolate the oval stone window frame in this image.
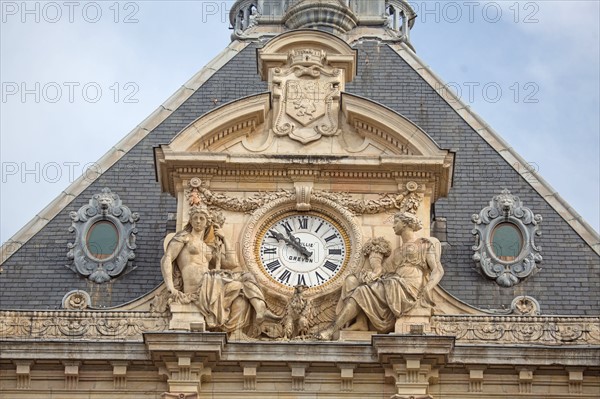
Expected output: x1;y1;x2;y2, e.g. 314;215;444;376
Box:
84;219;120;261
487;219;526;264
472;189;542;288
67;188;139;284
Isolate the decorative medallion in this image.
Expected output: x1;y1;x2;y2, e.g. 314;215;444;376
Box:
511;295;541;316
66;188;139;284
472;189;542;287
62;290;91;310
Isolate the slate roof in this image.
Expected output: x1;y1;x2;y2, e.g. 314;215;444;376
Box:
1;39;598;314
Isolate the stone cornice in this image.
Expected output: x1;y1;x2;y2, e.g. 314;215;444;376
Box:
2;333;598;368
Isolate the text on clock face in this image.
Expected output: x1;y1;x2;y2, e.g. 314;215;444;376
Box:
258;214;348;288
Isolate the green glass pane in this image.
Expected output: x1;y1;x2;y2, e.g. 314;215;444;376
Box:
86;221;118;259
492;224;522;259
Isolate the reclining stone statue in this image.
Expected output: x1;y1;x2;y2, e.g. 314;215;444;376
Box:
161;205;277;334
319;212;444;339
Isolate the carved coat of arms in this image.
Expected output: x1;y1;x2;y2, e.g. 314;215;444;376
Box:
272;49;341;144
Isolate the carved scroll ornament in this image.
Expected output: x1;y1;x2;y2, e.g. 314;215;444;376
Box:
186;178;294;213
472;189;542;287
66;188;139;284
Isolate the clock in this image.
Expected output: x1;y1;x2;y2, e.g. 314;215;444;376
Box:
255;212;349;288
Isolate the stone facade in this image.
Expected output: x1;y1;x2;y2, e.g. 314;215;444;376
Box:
1;1;598;398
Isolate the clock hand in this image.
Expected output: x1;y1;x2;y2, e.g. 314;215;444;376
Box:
269;230;313;258
287;231;313;258
268;230;286;242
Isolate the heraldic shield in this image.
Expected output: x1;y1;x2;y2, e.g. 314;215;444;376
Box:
272;49;341;144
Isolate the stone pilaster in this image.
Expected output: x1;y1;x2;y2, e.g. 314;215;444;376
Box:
145;332;225;397
374;335;454;399
112;361;128;389
338;363;356;392
14;360;32;390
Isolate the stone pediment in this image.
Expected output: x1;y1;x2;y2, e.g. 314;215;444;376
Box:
156;29;453;200
155;92;454;200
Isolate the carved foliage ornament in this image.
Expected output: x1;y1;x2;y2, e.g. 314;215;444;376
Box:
472;189;542;287
186;177;294;213
1;309;597;345
0;310;168;339
312;183;423;215
272;49;341;144
67;188;139;284
185;178;424;216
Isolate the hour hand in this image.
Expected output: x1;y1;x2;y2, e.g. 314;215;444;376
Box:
269;230;295;248
287;232;313;258
268;230;286;242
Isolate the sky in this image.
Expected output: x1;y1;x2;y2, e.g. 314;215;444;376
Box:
1;0;599;245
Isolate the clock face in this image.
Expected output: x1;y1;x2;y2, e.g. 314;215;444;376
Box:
256;212;349;288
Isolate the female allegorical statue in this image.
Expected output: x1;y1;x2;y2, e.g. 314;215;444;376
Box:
161;205;277;334
320;212;444;339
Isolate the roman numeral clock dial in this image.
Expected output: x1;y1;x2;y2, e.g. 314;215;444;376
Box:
257;213;348;288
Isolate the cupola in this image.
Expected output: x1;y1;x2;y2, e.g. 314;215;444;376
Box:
229;0;417;46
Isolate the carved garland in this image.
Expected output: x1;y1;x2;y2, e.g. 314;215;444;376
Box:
312;182;423;215
186;178;294;213
185;178;423;216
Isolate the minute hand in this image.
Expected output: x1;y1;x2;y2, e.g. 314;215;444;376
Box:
269;230;313;258
286;232;313;258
